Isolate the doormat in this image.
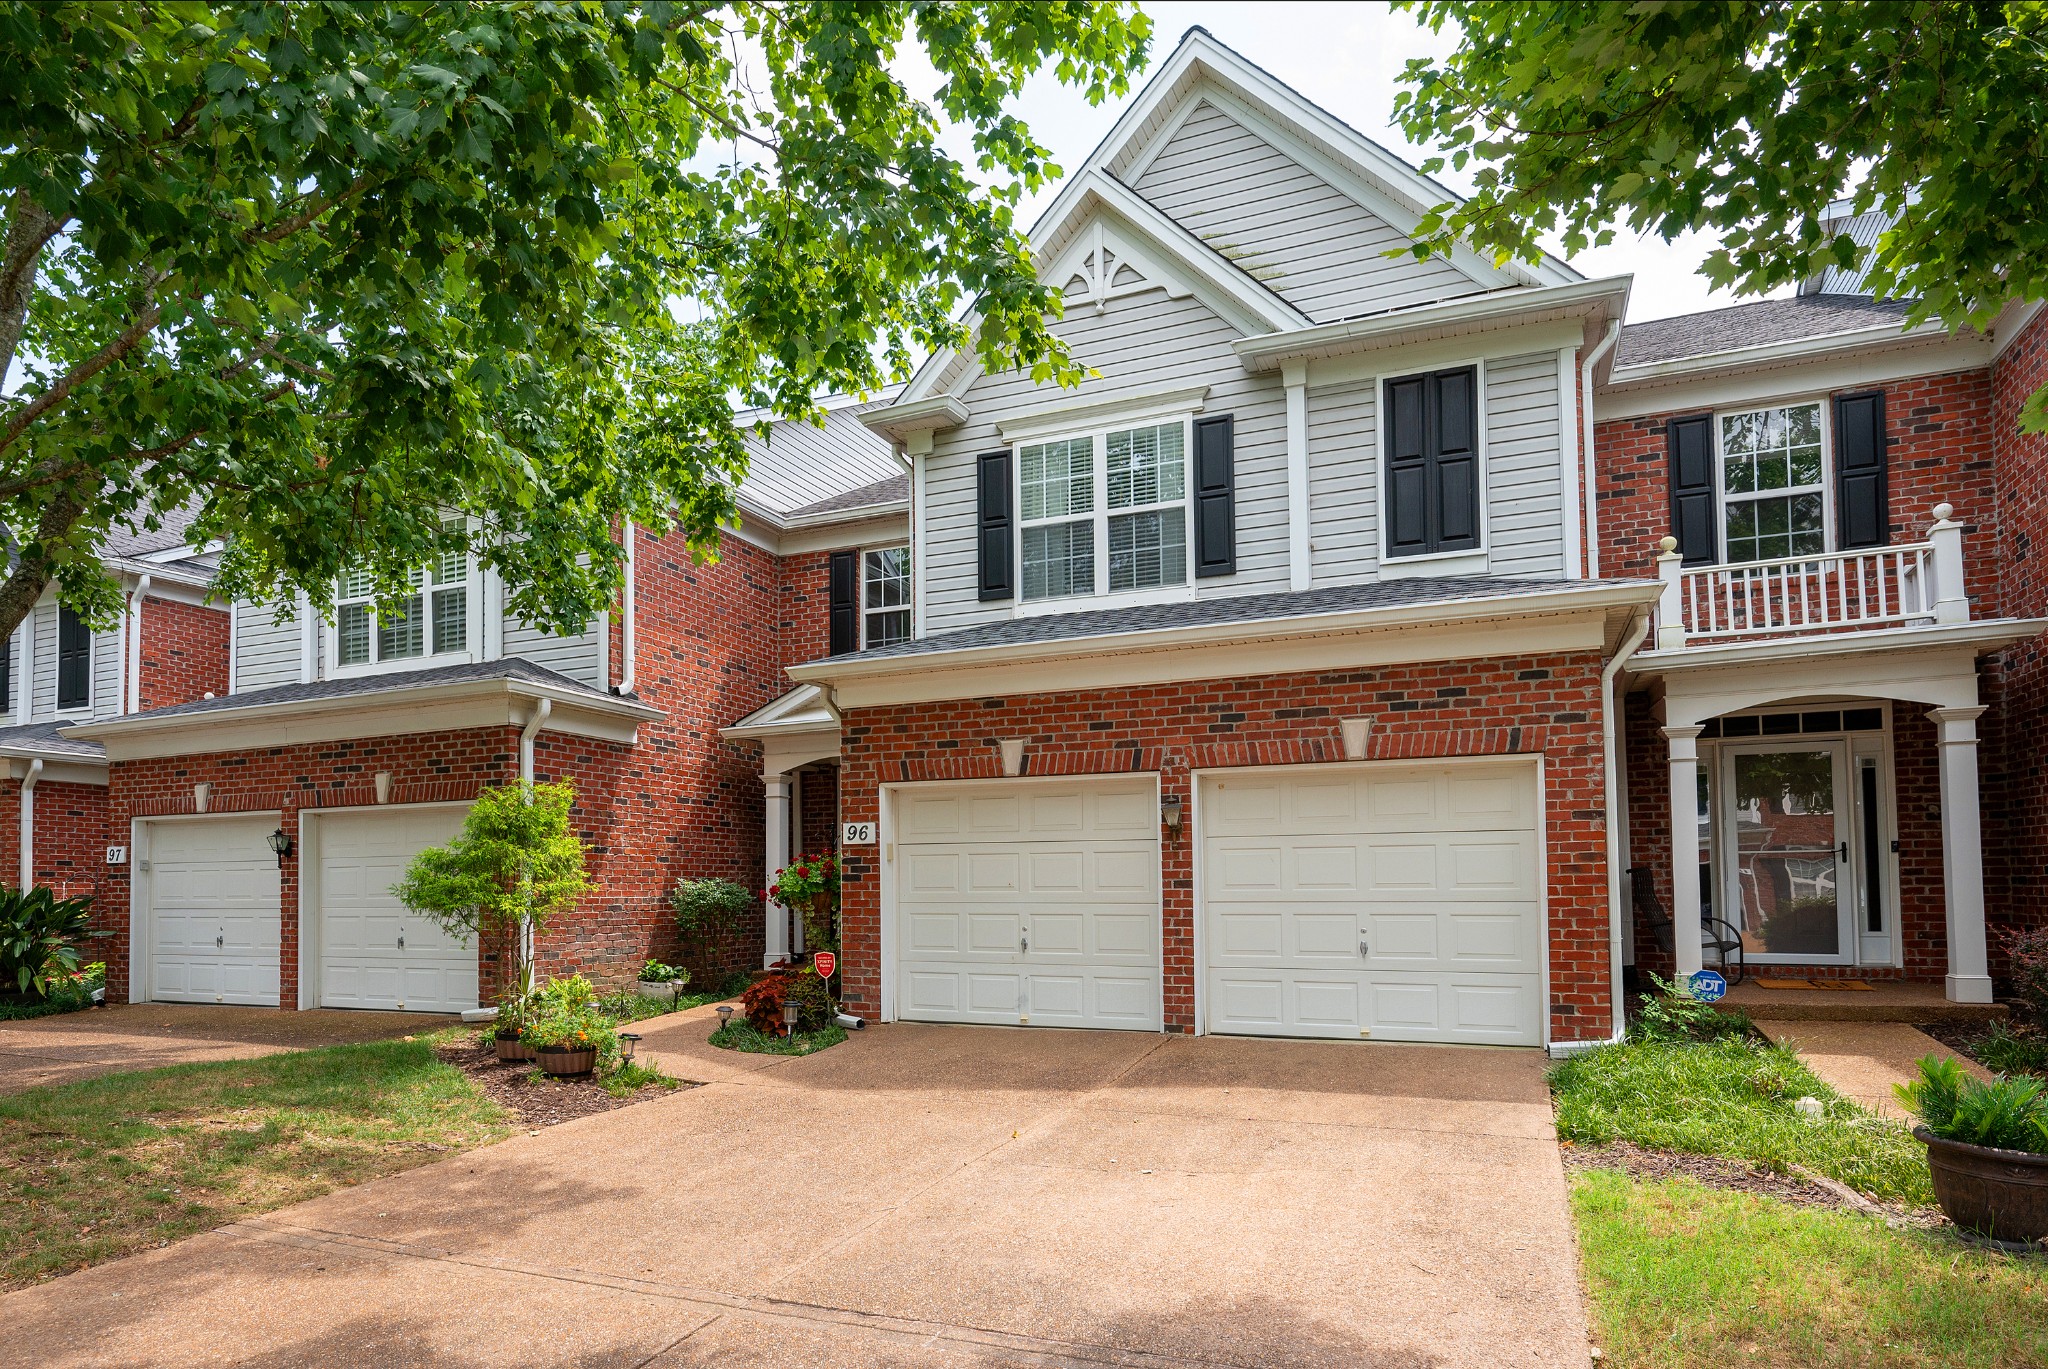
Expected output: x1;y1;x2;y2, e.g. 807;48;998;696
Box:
1807;978;1875;991
1752;976;1876;991
1754;977;1815;989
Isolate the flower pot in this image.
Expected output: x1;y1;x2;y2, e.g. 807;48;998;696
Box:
535;1046;598;1077
636;980;682;1004
1914;1126;2048;1245
494;1033;536;1063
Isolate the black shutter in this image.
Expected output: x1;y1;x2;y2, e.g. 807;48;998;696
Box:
976;450;1014;602
1667;414;1718;567
0;634;10;714
57;607;89;710
1834;390;1890;550
1383;366;1480;558
827;549;858;655
1193;414;1236;578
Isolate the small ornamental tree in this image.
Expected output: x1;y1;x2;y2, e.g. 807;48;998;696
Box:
393;781;591;1014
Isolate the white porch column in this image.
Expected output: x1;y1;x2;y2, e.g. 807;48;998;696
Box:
1929;706;1993;1003
763;772;792;968
1663;725;1705;980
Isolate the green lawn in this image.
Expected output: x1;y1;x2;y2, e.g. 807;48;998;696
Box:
1574;1170;2048;1369
0;1032;509;1289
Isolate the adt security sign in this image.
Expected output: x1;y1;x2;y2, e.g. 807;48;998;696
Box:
1689;969;1729;1002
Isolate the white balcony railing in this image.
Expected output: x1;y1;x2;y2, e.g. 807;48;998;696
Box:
1655;503;1970;650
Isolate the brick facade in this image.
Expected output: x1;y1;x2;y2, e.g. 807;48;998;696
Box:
138;597;230;711
0;777;110;905
835;653;1618;1043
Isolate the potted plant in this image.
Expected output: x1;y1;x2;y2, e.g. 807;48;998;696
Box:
670;877;754;978
0;887;94;1006
768;852;840;962
395;780;592;1050
519;974;612;1076
1898;1055;2048;1244
635;958;691;1004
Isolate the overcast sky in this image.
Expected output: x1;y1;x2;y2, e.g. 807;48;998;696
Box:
923;0;1786;324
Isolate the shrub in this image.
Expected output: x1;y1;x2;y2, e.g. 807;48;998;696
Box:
671;878;754;940
741;962;833;1033
1897;1054;2048;1154
2001;925;2048;1029
1970;1020;2048;1077
637;958;689;985
0;887;94;999
1628;973;1753;1044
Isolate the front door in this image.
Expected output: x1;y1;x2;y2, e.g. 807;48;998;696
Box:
1719;740;1853;963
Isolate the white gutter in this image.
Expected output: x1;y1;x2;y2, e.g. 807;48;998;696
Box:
1580;322;1622;578
615;523;637;696
518;697;552;786
124;575;151;715
18;757;41;888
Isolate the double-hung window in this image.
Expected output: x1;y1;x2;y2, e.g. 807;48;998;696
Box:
1019;420;1188;602
862;547;910;647
335;539;473;670
1719;402;1826;563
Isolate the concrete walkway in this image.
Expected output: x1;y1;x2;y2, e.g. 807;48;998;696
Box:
1755;1019;1993;1118
2;1012;1592;1367
0;1003;453;1093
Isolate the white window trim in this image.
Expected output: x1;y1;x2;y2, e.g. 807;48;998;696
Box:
1375;356;1491;565
1713;396;1833;564
324;549;484;680
1012;414;1199;617
859;543;912;650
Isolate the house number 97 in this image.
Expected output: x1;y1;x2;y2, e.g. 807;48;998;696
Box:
841;822;876;846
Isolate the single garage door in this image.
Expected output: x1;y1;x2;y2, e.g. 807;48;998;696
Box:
1202;761;1543;1045
147;816;283;1006
893;776;1161;1031
314;806;478;1013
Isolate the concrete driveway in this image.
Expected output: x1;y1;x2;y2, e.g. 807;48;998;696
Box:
2;1013;1590;1368
0;1003;455;1093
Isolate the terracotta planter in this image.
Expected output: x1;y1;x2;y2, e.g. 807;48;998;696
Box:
494;1034;535;1063
535;1046;598;1077
1915;1126;2048;1245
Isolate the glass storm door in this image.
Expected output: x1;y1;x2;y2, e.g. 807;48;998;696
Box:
1720;741;1853;963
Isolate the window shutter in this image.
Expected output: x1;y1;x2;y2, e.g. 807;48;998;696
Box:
1834;390;1889;550
1667;414;1718;567
827;549;858;656
1384;367;1480;558
1193;414;1236;578
57;607;89;711
976;450;1014;602
0;634;10;714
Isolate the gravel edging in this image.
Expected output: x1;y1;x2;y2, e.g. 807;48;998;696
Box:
435;1036;700;1128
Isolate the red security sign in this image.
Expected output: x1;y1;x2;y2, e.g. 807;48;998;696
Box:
813;951;837;980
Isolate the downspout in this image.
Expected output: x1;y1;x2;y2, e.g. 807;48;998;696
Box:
125;575;151;714
614;523;637;696
18;757;42;889
516;697;552;990
1590;609;1651;1051
1579;320;1623;579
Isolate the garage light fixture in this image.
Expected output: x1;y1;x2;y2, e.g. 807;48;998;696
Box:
265;828;293;866
1160;798;1183;837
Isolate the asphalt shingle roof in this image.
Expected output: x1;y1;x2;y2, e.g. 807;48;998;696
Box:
0;720;106;761
823;576;1648;666
1616;296;1914;368
785;473;909;520
105;657;620;725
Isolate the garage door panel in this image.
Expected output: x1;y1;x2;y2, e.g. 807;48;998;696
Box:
147;817;283;1007
317;807;475;1013
893;778;1161;1031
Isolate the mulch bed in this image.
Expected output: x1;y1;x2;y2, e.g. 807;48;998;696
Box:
434;1035;699;1129
1918;1018;2017;1071
1560;1139;1939;1226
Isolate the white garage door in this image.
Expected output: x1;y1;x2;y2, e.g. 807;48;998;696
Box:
1202;761;1543;1046
147;816;283;1006
315;807;478;1014
893;776;1160;1031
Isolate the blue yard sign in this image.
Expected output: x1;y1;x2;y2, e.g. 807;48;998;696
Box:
1689;969;1729;1002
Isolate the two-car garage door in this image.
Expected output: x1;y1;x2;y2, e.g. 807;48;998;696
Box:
887;762;1543;1046
142;806;478;1013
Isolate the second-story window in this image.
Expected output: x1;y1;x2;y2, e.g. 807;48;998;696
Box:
56;607;91;711
1019;420;1188;602
1720;402;1826;563
863;547;910;647
335;542;471;669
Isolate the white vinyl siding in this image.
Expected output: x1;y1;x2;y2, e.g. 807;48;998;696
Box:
234;603;307;692
922;287;1289;634
501;615;603;689
1132;100;1481;324
1307;377;1379;584
29;603;55;718
1482;352;1568;578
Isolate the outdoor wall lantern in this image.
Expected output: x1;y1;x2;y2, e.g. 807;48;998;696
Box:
265;828;294;866
1160;798;1183;837
618;1032;641;1063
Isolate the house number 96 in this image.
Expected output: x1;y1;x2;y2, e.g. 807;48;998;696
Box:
841;822;876;846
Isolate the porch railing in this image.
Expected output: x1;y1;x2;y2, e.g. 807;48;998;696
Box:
1655;503;1969;650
